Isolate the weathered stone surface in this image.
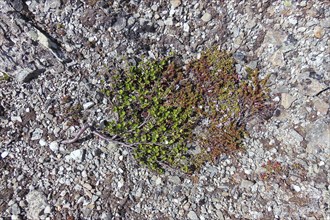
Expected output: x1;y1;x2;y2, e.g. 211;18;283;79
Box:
26;191;48;220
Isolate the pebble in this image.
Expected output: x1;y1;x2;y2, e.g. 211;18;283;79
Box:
26;191;48;220
68;149;85;163
16;68;42;83
170;0;181;8
201;13;212;22
270;50;285;67
39;139;47;146
187;210;199;220
83;102;94;110
49;141;59;152
1;151;9;158
281;93;295;109
240;180;254;189
168;176;181;184
292;184;301;192
314;26;324;39
164;18;173;26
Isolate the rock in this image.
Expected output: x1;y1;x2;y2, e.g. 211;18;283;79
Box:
155;176;162;185
1;151;9;158
313;98;328;115
135;187;143;198
187;210;199;220
11;116;22;123
31;128;44;141
49;141;59;152
240;180;254;189
170;0;181;8
289;129;303;143
263;30;287;47
201;13;212;22
10;203;21;215
15;68;45;83
168;176;181;184
81;170;88;178
281;93;295;109
320;18;330;28
314;26;324;39
68;149;85;163
117;179;124;189
44;205;51;214
9;0;24;11
292;184;301;192
305;119;330;153
36;29;58;50
164;18;173;26
112;16;126;32
83;102;94;110
26;191;48;220
183;23;190;32
39;139;47;146
270;50;285;67
215;210;224;220
44;0;61;11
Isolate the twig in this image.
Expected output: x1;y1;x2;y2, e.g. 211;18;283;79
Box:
61;123;167;148
61;124;90;144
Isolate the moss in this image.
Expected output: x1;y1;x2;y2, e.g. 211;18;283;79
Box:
102;48;269;173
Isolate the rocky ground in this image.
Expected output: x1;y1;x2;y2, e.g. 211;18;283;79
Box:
0;0;329;219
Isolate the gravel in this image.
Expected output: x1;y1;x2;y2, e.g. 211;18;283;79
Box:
0;0;329;219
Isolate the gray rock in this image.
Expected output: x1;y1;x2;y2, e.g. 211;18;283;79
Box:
113;16;127;32
26;191;48;220
44;0;61;12
36;30;58;49
44;205;51;214
187;210;199;220
10;203;21;215
201;13;212;22
305;119;330;153
215;210;224;220
183;23;190;32
31;128;44;141
292;184;301;192
281;93;295;109
49;141;59;152
270;50;285;67
83;101;94;110
135;187;143;198
164;18;173;26
240;180;254;189
289;129;303;143
168;176;181;184
39;139;47;146
264;30;287;47
170;0;181;8
15;68;45;83
1;151;9;158
68;149;85;163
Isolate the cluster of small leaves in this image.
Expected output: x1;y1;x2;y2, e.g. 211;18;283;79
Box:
103;48;269;173
179;49;269;163
0;72;10;82
103;59;196;172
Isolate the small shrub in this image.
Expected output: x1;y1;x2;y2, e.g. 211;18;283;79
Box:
102;48;269;173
